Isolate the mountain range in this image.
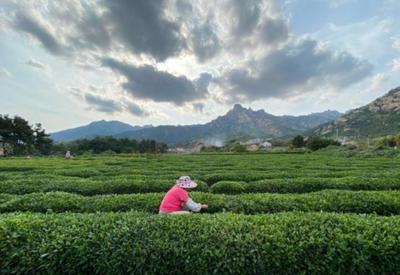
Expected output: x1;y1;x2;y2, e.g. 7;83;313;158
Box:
50;120;151;142
313;87;400;138
51;105;341;144
51;86;400;144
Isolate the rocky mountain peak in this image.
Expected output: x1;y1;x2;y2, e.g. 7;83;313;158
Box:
232;104;247;112
367;86;400;113
313;86;400;137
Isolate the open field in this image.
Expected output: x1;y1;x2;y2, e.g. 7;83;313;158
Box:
1;153;400;273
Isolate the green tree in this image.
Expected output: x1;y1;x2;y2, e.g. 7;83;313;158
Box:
232;143;247;153
0;115;53;156
307;136;340;151
292;135;305;148
65;136;166;155
33;123;53;155
9;116;34;155
0;115;13;156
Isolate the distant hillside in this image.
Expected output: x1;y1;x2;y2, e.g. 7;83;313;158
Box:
51;120;151;142
313;87;400;138
118;104;342;144
277;110;342;132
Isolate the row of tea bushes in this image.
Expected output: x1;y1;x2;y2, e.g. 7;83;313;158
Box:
1;176;399;196
0;179;209;195
2;154;400;184
211;177;400;194
0;212;399;274
1;190;399;215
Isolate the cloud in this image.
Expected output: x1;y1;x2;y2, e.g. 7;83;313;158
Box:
102;58;212;104
392;58;400;72
369;73;388;90
259;17;289;45
103;0;184;61
13;10;64;55
227;0;261;36
328;0;359;9
68;9;111;51
191;22;220;62
192;102;205;113
214;0;290;55
392;37;400;51
0;67;11;77
220;38;373;102
71;85;150;116
84;93;122;113
125;102;149;117
25;59;47;70
9;1;183;61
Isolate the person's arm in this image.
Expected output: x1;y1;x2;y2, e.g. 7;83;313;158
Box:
185;198;202;212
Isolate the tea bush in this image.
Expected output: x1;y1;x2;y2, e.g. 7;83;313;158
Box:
1;154;400;273
0;212;399;274
1;190;399;215
210;181;246;194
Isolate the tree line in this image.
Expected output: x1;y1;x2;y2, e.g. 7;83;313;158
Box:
53;136;168;155
0;115;53;156
0;115;167;156
291;135;340;151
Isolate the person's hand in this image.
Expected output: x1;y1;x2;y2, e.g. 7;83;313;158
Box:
201;204;208;209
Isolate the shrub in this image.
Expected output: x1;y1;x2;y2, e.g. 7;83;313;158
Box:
210;181;246;194
307;136;340;151
232;143;247;153
247;177;400;193
292;135;305;148
201;173;267;185
194;180;209;192
0;212;399;274
2;190;399;215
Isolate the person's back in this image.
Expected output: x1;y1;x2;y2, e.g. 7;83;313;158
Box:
159;185;189;213
159;176;208;214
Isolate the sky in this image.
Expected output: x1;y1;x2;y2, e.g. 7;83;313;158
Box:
0;0;399;132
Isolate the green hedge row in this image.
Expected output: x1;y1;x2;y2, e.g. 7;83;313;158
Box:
210;177;400;194
0;212;399;274
0;179;209;195
1;176;399;196
1;190;399;215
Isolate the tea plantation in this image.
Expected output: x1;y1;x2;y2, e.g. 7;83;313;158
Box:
1;153;400;274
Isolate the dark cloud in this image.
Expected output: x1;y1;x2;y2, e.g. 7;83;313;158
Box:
259;17;289;45
227;0;261;36
195;73;213;96
25;59;46;70
10;1;182;61
103;0;184;61
84;94;122;113
69;9;111;51
102;58;212;104
221;39;373;101
126;102;149;117
14;11;64;55
191;22;220;62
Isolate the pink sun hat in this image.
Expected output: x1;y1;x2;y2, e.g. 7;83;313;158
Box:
176;176;198;189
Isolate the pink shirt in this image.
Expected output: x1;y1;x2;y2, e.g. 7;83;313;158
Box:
159;185;189;212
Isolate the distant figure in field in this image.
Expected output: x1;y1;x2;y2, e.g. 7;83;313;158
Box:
64;150;71;159
159;176;208;214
